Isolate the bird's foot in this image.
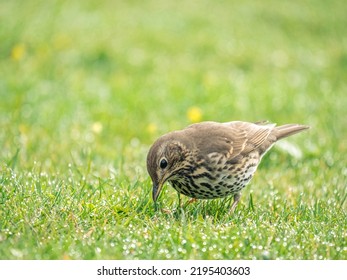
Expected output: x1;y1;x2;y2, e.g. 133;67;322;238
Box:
160;208;173;214
184;198;197;206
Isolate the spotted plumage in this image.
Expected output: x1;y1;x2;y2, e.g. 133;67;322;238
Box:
146;120;309;212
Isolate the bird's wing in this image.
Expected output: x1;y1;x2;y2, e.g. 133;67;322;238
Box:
186;121;275;160
225;121;275;155
226;122;276;154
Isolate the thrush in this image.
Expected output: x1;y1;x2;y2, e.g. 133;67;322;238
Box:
146;120;309;212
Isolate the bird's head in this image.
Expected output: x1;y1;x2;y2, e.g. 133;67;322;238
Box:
146;133;186;202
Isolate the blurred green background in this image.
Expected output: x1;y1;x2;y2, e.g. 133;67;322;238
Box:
0;0;346;259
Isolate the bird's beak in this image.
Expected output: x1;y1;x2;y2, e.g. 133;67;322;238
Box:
152;181;164;202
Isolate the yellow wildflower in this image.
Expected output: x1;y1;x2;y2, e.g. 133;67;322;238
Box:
147;123;157;134
187;106;202;123
11;44;26;61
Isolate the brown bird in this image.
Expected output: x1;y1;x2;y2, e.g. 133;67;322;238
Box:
146;121;309;212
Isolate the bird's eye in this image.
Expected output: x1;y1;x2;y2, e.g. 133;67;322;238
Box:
159;158;168;169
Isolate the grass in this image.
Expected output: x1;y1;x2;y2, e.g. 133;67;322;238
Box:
0;0;346;260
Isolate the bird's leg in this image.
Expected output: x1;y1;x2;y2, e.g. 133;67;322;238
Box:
230;193;241;213
154;201;158;212
181;198;198;208
177;192;182;208
160;193;182;214
185;198;197;206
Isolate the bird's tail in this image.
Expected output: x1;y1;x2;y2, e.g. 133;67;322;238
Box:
275;124;310;140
